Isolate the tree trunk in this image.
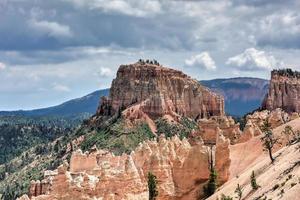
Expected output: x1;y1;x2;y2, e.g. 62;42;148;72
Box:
268;148;274;163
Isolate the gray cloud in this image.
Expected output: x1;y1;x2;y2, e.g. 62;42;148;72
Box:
256;12;300;49
63;0;162;17
1;0;300;109
0;62;6;71
28;19;73;38
232;0;294;7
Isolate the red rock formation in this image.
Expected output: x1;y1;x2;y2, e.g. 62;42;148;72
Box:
215;134;231;184
95;62;224;124
246;108;295;129
25;135;231;200
195;116;242;145
262;69;300;113
238;120;262;143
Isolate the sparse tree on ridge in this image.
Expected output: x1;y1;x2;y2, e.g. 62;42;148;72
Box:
234;184;243;200
260;121;280;163
250;171;259;190
282;125;294;145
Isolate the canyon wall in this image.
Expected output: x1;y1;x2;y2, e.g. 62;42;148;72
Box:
262;69;300;113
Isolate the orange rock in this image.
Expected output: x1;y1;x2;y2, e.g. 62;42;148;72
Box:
239;120;262;143
24;135;231;200
215;134;231;184
246;108;292;130
196;116;242;145
262;69;300;113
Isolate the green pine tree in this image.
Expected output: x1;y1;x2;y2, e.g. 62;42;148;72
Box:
203;168;218;197
261;120;279;163
148;172;158;200
250;171;259;190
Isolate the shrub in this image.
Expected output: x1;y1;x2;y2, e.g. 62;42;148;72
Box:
272;184;279;191
291;182;297;187
220;194;233;200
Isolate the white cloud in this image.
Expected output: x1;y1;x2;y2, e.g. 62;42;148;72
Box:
28;19;73;38
65;0;161;17
52;83;71;92
226;48;283;71
0;62;6;70
185;52;217;71
99;67;113;77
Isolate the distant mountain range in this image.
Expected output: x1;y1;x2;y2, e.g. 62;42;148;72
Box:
0;89;109;118
0;77;268;117
200;77;269;116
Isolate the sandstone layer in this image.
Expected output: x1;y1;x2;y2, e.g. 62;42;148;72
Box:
262;69;300;113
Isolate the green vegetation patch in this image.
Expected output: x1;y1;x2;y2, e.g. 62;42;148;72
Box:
155;117;198;139
80;118;154;155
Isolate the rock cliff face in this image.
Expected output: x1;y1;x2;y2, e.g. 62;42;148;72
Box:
95;62;224;124
262;69;300;113
193;116;242;145
22;135;231;200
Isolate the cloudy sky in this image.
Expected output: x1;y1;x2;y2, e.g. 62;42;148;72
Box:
0;0;300;110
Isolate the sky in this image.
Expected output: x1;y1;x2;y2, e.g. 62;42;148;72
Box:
0;0;300;110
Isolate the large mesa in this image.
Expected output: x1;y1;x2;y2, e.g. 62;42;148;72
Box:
92;60;225;129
